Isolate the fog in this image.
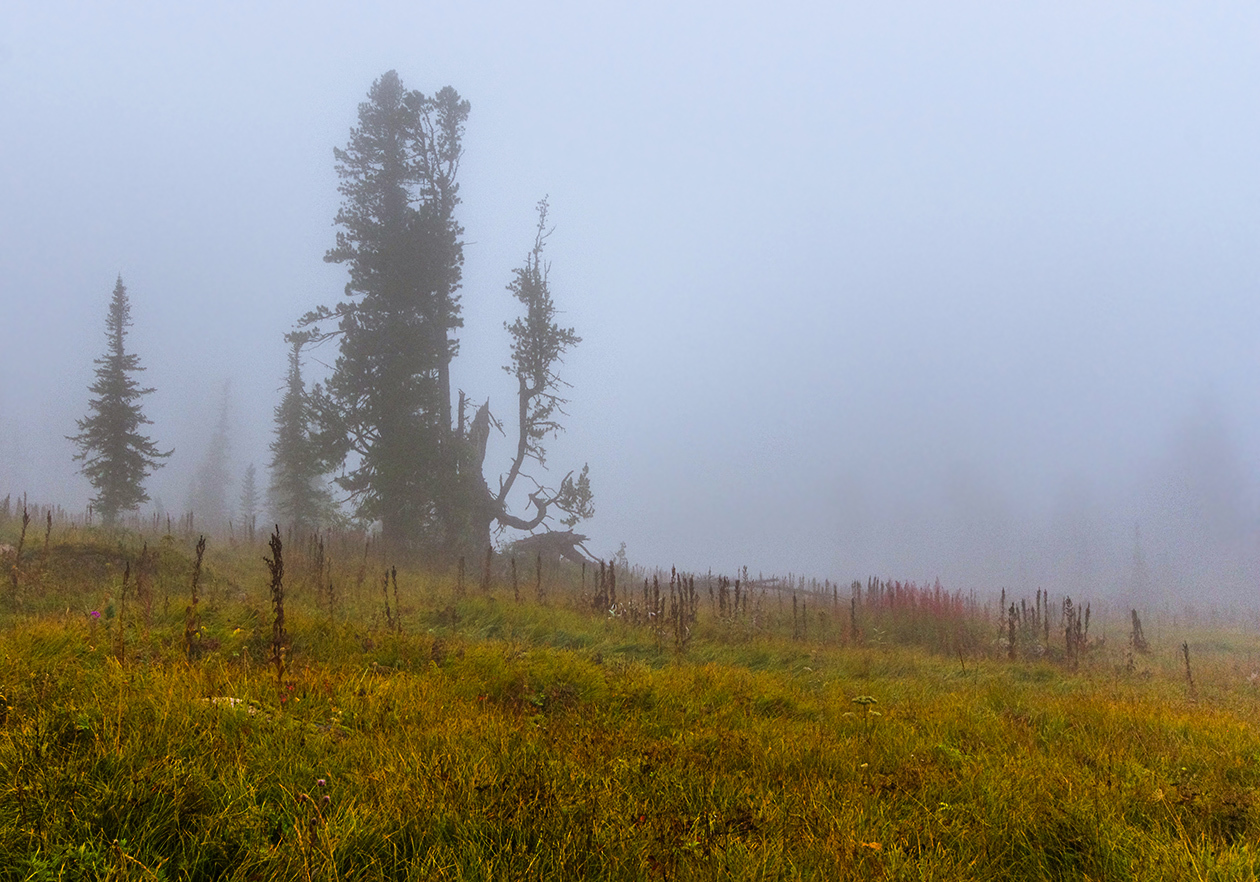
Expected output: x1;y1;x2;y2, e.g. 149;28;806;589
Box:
2;2;1258;604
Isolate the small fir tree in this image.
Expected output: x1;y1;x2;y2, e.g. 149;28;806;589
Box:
268;332;336;532
68;276;172;525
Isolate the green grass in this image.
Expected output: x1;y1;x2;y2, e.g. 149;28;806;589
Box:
3;525;1260;879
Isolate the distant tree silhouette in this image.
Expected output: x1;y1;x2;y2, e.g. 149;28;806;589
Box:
239;462;259;542
268;332;336;532
68;276;172;525
189;381;233;529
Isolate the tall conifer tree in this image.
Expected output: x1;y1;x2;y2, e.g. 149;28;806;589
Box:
302;70;468;555
69;276;172;525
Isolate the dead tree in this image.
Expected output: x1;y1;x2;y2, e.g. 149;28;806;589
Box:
450;201;594;559
509;530;597;567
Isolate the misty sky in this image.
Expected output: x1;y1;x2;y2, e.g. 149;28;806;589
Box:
2;2;1258;604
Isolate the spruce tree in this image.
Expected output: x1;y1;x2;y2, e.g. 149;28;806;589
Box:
69;276;172;526
268;332;336;532
301;71;468;556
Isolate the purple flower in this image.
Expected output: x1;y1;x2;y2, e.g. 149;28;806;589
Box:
89;610;101;619
317;778;326;787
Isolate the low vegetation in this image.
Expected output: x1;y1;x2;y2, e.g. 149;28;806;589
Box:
3;506;1260;880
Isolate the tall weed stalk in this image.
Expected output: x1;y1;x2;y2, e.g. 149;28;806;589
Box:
265;526;287;700
183;535;206;662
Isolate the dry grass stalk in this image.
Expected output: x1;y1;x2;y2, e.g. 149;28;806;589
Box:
1182;641;1196;696
136;542;152;630
8;505;30;604
1130;610;1149;655
184;535;206;663
1063;597;1090;670
381;569;394;631
115;560;129;663
481;545;492;595
391;566;400;632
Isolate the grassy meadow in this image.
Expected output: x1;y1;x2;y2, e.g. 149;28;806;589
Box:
4;509;1260;879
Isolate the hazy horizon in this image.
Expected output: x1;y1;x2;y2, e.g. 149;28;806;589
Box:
2;2;1257;603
